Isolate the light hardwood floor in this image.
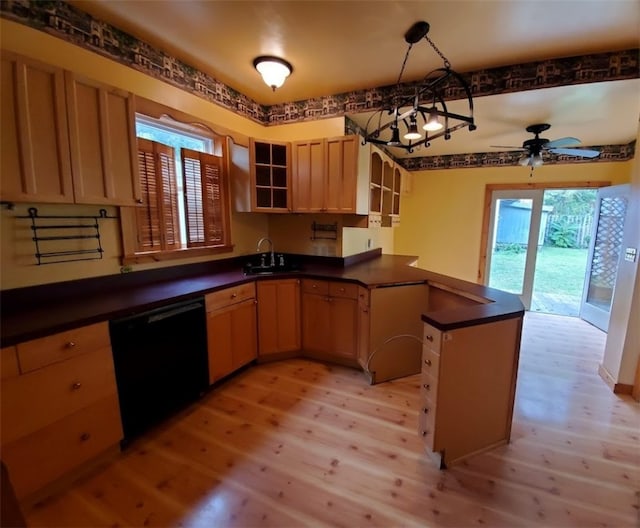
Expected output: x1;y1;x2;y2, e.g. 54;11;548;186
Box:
25;312;640;527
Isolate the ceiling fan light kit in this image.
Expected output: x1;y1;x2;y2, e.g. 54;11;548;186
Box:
364;20;476;153
493;123;600;171
253;55;293;91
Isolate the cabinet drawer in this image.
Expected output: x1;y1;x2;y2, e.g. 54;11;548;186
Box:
206;282;256;312
329;281;358;299
302;279;329;296
418;409;436;450
422;323;442;354
1;346;118;444
17;322;110;373
422;347;440;378
2;394;122;499
420;372;438;405
1;346;19;379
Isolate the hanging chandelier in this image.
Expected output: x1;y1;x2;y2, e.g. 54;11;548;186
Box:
364;21;476;153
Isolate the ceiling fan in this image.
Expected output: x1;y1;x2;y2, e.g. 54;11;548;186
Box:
493;123;600;167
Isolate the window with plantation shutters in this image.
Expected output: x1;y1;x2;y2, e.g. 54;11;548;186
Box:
121;112;232;264
135;138;181;252
182;149;227;248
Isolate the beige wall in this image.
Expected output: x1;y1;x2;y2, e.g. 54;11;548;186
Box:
394;162;634;282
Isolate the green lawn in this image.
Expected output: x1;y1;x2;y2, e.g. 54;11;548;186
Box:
489;246;588;297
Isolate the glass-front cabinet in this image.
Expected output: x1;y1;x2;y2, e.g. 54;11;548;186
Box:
250;139;291;212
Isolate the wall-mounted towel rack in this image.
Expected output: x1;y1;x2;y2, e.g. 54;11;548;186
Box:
17;208;117;265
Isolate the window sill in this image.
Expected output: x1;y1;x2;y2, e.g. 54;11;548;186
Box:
122;245;234;265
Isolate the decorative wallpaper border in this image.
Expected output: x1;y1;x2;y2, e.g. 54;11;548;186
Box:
2;1;637;170
345;118;636;171
397;141;637;171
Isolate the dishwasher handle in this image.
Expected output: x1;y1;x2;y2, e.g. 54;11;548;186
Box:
147;302;204;324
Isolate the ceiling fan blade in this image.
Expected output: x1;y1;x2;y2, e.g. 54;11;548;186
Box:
545;137;581;148
549;147;600;158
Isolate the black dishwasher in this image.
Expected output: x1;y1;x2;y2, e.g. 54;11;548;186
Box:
109;297;208;444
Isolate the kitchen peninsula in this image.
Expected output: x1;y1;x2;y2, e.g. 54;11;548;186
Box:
1;249;524;499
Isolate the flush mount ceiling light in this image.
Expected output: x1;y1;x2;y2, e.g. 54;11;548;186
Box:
364;21;476;153
253;55;293;91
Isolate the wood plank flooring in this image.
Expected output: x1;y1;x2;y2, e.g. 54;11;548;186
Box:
25;312;640;527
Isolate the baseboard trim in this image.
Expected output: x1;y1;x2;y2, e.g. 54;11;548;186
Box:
614;383;633;395
598;363;634;395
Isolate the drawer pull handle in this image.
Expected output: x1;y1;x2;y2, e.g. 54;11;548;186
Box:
231;293;237;299
424;359;432;366
80;433;91;442
423;407;429;414
339;287;345;292
421;430;429;437
425;335;433;342
71;381;82;391
312;284;317;288
423;383;430;390
66;341;76;348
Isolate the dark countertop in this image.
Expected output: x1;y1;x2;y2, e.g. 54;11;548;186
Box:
0;253;523;346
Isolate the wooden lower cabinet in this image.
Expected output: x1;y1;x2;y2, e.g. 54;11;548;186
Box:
2;395;122;499
301;279;359;363
357;286;371;368
205;283;257;383
361;283;429;384
256;279;301;358
418;317;523;468
0;322;123;499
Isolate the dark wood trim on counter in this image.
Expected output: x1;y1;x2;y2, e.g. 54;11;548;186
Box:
1;252;523;347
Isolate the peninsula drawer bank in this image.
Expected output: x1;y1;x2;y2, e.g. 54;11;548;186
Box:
0;251;524;502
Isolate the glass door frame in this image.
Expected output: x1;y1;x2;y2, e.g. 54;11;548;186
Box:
484;189;544;309
478;182;611;307
579;184;630;331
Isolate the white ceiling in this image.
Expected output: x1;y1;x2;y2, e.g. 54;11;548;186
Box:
69;0;640;158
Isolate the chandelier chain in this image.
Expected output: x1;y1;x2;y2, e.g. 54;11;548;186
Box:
425;35;451;69
396;44;413;86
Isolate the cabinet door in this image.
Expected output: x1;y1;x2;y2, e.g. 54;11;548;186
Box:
249;139;291;212
329;296;359;359
231;298;258;368
257;279;300;356
325;136;358;213
302;292;331;354
357;288;370;369
207;298;257;384
0;51;74;203
206;307;234;383
292;139;325;212
65;72;141;206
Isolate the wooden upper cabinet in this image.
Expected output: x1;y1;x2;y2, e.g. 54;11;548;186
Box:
325;135;358;213
65;72;141;206
292;138;325;212
0;51;140;206
292;135;364;214
249;139;291;212
0;51;74;203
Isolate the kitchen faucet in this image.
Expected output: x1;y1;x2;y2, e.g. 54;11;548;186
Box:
256;237;275;267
